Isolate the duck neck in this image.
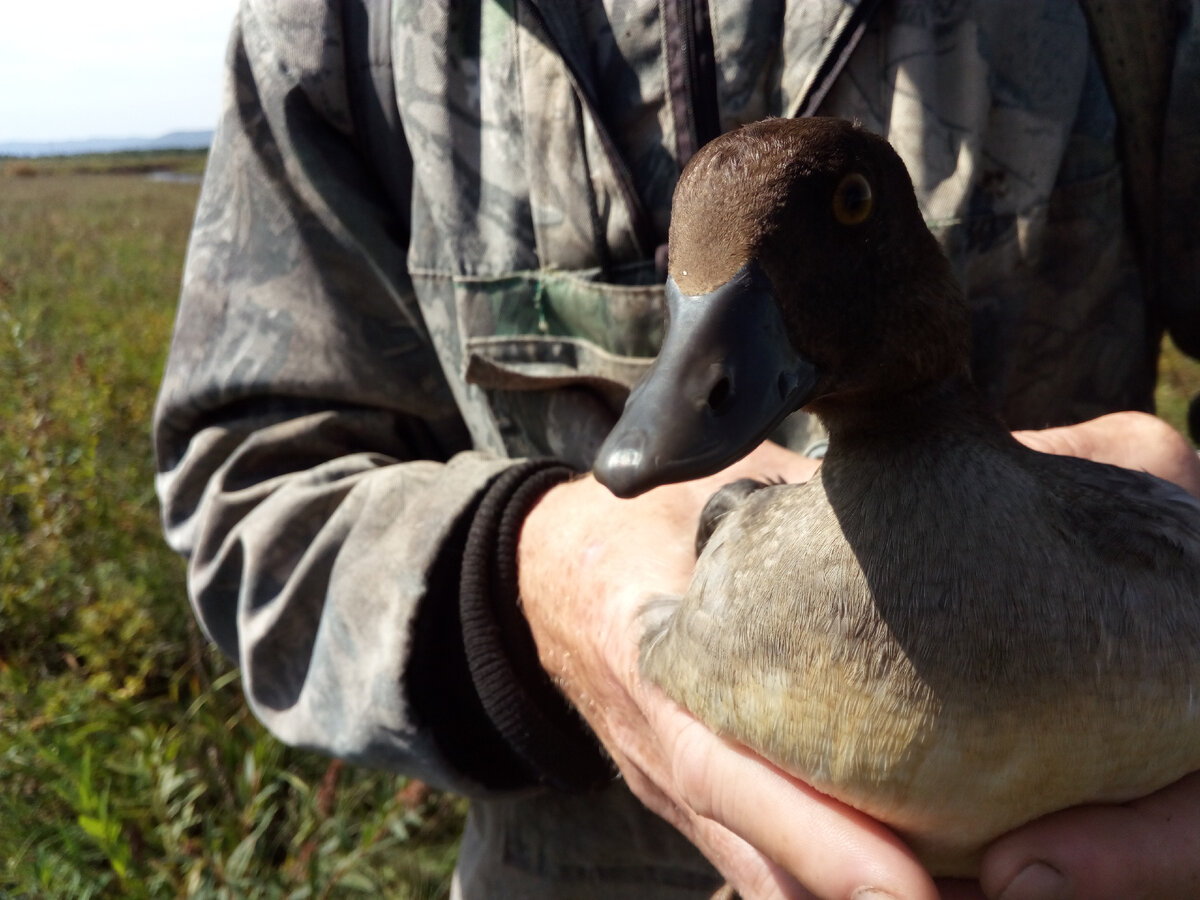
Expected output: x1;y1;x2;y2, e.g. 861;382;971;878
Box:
813;372;1011;457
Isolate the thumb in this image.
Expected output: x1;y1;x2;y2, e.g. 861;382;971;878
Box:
978;772;1200;900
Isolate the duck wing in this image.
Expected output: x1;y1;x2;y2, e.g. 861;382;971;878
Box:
1042;451;1200;567
638;448;1200;875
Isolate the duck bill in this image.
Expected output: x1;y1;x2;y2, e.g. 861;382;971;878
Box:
594;262;819;498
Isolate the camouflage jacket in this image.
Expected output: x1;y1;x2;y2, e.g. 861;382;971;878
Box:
154;0;1200;896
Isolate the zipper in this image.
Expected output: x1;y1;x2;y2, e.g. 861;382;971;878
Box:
663;0;721;167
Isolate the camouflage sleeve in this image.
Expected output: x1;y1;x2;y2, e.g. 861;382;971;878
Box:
152;0;514;791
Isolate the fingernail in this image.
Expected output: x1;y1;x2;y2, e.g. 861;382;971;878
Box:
998;861;1071;900
850;889;896;900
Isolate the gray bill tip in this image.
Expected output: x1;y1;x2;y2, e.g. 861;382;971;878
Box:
593;435;653;498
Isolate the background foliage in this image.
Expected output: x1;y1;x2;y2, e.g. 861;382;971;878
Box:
0;153;463;899
2;151;1199;899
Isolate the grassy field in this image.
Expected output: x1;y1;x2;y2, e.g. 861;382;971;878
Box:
0;154;463;899
1;150;209;179
2;151;1200;899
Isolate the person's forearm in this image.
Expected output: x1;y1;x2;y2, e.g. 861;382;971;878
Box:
155;0;531;792
160;396;517;787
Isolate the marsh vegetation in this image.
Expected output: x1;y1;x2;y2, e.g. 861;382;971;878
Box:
0;153;462;899
1;150;1197;898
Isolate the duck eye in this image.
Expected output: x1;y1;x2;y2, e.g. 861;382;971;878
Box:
832;172;873;226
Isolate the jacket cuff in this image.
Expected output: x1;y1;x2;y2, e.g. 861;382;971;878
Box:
458;460;617;792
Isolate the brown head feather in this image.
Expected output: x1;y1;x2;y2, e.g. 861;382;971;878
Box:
669;118;970;411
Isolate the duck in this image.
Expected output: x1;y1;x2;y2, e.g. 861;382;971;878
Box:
592;117;1200;876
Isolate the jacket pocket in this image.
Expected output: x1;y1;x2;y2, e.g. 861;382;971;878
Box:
457;262;665;394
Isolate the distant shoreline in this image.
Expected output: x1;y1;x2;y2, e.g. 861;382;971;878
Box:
3;149;208;180
0;130;213;158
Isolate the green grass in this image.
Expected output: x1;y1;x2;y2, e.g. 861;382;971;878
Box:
1;150;208;179
2;154;1198;899
0;164;463;899
1157;335;1200;442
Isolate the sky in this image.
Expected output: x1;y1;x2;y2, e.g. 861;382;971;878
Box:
0;1;242;142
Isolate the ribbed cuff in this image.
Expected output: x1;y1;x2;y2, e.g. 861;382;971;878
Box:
459;460;617;791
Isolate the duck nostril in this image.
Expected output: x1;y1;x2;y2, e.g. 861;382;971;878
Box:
707;376;733;415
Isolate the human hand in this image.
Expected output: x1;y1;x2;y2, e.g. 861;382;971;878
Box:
517;442;946;900
971;771;1200;900
1014;410;1200;498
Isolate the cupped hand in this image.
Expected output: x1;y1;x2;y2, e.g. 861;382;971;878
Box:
516;442;941;900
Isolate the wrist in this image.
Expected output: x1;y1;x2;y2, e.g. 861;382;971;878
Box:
459;461;616;791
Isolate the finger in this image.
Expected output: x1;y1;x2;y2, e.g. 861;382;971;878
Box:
714;440;823;488
687;815;820;900
1014;412;1200;497
979;772;1200;900
603;718;817;900
652;701;940;900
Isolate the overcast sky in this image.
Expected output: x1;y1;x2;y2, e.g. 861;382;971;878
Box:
0;1;241;142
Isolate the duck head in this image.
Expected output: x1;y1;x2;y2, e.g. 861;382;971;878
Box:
594;117;970;497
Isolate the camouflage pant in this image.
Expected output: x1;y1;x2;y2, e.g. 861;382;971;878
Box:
451;782;724;899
